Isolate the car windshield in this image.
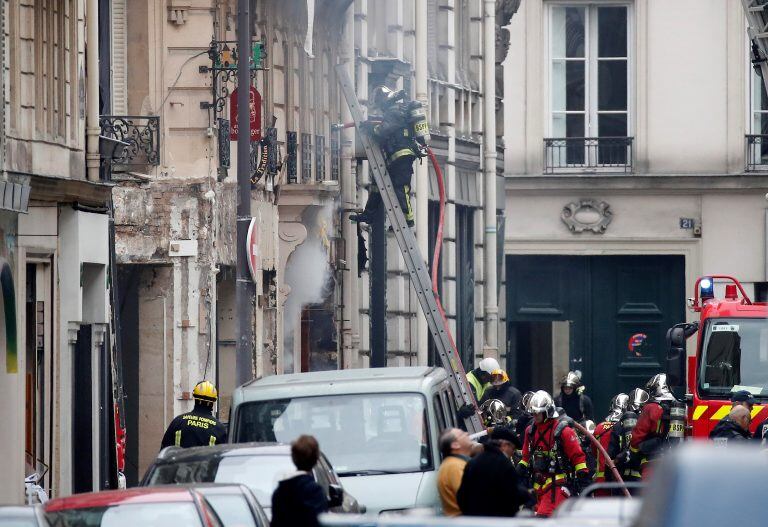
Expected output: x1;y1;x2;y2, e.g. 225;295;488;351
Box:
235;393;432;475
198;493;258;527
699;318;768;398
146;454;294;507
44;502;203;527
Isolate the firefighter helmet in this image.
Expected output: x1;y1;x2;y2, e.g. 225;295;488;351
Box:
529;390;558;418
584;420;597;434
192;380;218;403
478;357;501;375
490;368;508;387
561;371;582;389
371;86;405;110
628;388;650;412
607;393;630;422
521;391;535;413
646;373;675;401
480;399;508;425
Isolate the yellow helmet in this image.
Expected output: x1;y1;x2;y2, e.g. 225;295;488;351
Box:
193;381;218;403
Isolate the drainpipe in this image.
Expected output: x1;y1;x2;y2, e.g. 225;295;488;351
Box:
85;0;100;181
482;0;499;360
414;0;429;366
340;4;359;368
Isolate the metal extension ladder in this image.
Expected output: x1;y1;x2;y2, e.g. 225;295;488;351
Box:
743;0;768;91
335;64;483;433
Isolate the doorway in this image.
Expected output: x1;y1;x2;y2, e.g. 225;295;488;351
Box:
506;255;685;411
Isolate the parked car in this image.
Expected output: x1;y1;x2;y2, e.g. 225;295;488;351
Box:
0;505;46;527
43;487;224;527
191;484;269;527
141;442;360;517
229;366;463;514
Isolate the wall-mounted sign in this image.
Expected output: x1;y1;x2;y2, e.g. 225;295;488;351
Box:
230;86;262;142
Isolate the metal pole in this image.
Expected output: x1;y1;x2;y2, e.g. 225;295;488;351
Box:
369;206;387;368
235;0;254;386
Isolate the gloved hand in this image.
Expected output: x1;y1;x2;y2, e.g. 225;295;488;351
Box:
360;120;377;134
516;463;531;481
575;472;592;495
457;404;476;419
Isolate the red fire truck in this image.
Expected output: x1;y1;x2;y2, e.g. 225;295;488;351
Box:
666;276;768;438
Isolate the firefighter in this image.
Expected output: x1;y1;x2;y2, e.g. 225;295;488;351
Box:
592;393;628;495
481;369;523;412
466;357;500;402
609;388;648;486
517;391;589;517
628;374;685;479
160;381;227;449
351;86;427;228
554;371;594;423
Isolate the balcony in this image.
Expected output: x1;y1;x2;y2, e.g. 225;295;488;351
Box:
745;135;768;172
99;116;160;167
543;137;634;175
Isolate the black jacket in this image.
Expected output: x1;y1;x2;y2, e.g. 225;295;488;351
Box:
160;404;227;449
481;382;523;412
456;442;529;517
554;392;593;423
709;417;751;443
271;473;328;527
754;417;768;443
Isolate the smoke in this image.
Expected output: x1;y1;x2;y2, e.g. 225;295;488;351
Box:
283;204;335;372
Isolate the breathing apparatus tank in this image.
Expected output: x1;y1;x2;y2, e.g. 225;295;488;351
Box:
408;100;430;146
667;400;687;443
620;410;638;449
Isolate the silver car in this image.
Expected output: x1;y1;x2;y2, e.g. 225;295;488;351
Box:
230;367;463;514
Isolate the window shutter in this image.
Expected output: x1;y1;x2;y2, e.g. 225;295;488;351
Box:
111;0;128;114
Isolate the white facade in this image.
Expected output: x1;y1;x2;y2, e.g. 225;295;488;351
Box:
503;1;768;398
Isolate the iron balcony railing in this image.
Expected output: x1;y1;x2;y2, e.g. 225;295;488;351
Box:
745;134;768;172
543;136;634;174
99;115;160;166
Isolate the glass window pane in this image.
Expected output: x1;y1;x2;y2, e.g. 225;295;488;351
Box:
598;7;627;57
553;113;566;137
552;60;566;111
552;6;585;58
598;113;627;137
566;113;585;138
566;61;585;111
598;60;627;111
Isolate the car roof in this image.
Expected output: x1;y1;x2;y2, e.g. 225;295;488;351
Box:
156;441;290;463
233;366;447;402
0;506;37;516
45;487;194;512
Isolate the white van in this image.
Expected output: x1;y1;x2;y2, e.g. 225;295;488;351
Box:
229;367;463;514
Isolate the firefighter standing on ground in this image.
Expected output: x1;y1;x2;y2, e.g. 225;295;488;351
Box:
554;371;594;423
160;381;227;449
351;86;428;228
517;390;589;517
609;388;648;485
592;393;628;493
628;374;685;478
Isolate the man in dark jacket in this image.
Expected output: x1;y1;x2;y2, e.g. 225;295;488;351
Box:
710;406;752;445
271;435;328;527
160;381;227;449
554;371;593;423
456;428;531;517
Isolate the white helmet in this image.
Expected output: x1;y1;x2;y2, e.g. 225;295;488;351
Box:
478;357;501;374
529;390;557;419
646;374;675;401
628;388;650;412
606;393;629;422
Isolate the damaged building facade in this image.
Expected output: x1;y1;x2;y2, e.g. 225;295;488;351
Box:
106;0;511;485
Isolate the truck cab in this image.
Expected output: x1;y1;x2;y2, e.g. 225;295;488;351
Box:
667;276;768;437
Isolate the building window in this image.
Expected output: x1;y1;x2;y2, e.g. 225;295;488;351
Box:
747;68;768;170
546;4;632;172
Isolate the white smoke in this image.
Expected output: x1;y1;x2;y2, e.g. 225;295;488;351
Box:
283;204;335;372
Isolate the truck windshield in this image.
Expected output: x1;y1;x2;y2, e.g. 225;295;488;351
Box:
698;318;768;398
234;393;432;475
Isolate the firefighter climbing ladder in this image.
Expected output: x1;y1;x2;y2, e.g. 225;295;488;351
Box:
744;1;768;93
335;64;484;434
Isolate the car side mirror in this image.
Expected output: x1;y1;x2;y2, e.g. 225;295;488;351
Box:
328;484;344;508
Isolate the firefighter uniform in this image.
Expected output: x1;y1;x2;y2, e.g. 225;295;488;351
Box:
609;410;642;482
519;417;588;517
592;421;615;492
160;381;227;449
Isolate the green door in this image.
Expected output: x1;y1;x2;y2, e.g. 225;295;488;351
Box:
506;255;685;415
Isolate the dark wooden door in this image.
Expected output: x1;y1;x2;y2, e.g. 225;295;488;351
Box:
506;255;685;414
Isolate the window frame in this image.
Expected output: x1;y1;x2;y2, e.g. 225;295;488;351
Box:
545;1;634;141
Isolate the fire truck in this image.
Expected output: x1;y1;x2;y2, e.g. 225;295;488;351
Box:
666;276;768;438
